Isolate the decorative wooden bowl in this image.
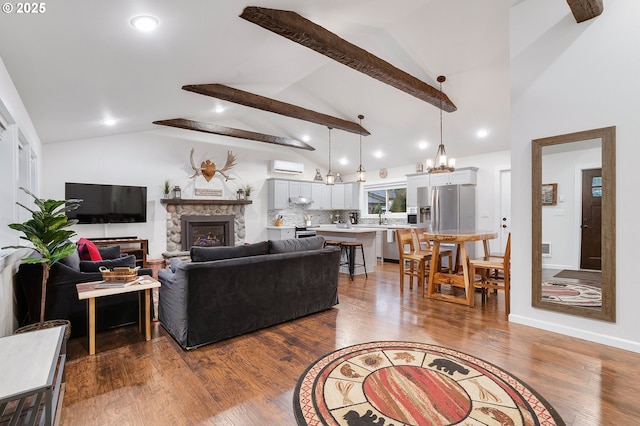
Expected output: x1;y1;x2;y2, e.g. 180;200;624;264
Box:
99;266;138;282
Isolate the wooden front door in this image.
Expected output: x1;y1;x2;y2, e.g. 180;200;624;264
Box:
580;168;602;270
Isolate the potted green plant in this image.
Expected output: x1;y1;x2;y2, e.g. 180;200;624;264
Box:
243;184;253;199
3;187;82;333
163;179;171;198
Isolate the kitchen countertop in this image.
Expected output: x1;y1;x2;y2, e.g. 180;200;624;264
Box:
353;224;415;229
315;226;380;233
266;224;416;230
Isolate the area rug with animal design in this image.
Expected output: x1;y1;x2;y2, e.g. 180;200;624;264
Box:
293;341;564;426
541;280;602;307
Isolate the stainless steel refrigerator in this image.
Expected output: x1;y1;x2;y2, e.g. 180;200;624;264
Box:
417;184;476;257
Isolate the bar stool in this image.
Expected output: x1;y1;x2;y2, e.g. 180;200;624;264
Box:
340;241;368;281
324;240;349;273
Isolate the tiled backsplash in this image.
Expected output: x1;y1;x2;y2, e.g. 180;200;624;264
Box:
267;205;342;227
267;204;408;227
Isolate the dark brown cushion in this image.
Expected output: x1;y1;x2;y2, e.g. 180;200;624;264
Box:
190;241;269;262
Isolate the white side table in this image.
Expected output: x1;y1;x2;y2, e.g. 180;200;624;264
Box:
0;325;66;425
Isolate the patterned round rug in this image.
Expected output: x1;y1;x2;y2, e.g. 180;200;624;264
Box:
542;280;602;307
293;341;564;426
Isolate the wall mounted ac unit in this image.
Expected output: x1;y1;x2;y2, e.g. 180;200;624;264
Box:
270;160;304;175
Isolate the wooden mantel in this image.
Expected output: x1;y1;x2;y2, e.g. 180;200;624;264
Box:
160;199;252;206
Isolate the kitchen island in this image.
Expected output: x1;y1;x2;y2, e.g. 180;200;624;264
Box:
315;226;378;276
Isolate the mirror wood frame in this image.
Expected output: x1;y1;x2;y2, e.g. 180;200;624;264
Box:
531;126;616;321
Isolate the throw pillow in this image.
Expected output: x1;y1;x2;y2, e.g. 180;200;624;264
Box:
190;241;269;262
79;254;136;272
77;238;102;261
268;236;325;254
59;249;81;270
97;245;121;260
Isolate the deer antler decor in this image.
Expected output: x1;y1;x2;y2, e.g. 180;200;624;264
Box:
189;148;237;181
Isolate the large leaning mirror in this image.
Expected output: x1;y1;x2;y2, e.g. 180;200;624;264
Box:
532;126;616;321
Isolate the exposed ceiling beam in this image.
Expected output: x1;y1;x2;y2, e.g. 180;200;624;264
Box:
566;0;604;23
153;118;315;151
240;6;457;113
182;84;370;136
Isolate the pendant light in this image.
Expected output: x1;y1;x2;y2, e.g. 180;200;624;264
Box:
426;76;455;173
355;114;366;182
326;127;335;185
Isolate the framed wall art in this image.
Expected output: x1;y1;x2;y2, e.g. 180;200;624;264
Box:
541;183;557;206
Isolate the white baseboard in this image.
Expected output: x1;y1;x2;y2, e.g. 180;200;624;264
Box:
509;314;640;354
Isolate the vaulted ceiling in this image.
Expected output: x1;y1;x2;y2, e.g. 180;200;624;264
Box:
0;0;527;175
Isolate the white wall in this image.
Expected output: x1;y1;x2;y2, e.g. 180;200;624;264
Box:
510;0;640;352
42;129;327;258
0;57;43;336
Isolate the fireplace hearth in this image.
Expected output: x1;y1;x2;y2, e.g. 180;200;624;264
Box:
181;215;234;249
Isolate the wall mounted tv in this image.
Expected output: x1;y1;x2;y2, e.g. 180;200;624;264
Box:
65;183;147;224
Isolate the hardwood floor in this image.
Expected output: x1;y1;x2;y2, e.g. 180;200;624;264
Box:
61;262;640;425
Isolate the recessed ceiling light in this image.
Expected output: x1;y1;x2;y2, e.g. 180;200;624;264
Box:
102;119;116;126
476;129;489;138
418;141;428;150
301;135;310;142
373;151;384;158
214;106;225;113
130;15;159;32
339;157;348;166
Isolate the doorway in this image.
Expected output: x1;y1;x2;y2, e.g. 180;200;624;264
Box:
580;168;602;270
498;169;511;251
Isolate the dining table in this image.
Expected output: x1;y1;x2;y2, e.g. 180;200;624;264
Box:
424;229;498;306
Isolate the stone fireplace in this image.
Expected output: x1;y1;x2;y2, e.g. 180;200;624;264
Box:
161;199;251;253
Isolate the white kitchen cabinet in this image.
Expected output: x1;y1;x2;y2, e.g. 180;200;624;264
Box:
289;181;312;200
267;227;295;240
331;184;345;209
429;167;478;186
267;179;290;210
375;230;383;260
311;182;333;209
321;185;333;209
343;182;360;210
406;173;430;207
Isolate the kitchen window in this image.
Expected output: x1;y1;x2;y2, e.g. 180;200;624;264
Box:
363;182;407;217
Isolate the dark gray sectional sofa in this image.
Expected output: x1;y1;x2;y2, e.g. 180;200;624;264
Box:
158;236;340;350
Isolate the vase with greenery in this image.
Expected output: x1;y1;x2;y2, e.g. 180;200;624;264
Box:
243;184;253;199
163;179;171;199
3;187;82;330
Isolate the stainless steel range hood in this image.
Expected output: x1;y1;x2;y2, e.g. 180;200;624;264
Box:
289;197;313;204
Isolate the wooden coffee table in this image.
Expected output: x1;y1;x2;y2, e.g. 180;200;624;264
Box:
76;277;161;355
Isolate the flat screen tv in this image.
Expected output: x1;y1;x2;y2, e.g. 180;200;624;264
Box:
65;182;147;224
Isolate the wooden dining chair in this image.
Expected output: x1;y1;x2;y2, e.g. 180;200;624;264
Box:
411;228;454;273
395;229;431;296
469;233;511;315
